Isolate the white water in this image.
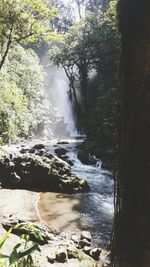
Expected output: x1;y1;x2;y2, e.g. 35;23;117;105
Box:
54;77;78;137
45;67;78;137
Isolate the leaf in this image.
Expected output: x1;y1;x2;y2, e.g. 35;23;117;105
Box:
9;249;19;265
0;253;9;259
0;227;12;250
12;243;22;251
9;244;40;265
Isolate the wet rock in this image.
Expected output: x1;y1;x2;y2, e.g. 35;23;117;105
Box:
55;247;67;263
78;239;91;248
20;148;29;154
44;152;54;160
47;251;56;263
55;147;68;157
90;248;101;260
35;148;45;156
81;231;92;242
61;155;74;166
57;141;69;145
29;148;35;154
77;151;98;165
32;144;45;149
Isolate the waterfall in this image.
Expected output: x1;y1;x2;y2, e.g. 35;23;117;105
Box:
45;67;78;138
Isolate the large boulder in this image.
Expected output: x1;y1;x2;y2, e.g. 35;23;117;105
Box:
77;151;98;166
0;149;90;193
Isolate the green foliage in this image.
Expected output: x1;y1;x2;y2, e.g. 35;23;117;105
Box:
0;44;53;143
0;73;30;143
0;0;61;69
0;223;42;267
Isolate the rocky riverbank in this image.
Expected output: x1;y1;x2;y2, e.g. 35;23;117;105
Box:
0;147;89;193
0;189;111;266
0;141;113;266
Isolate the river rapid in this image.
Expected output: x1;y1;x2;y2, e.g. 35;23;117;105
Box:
39;138;114;247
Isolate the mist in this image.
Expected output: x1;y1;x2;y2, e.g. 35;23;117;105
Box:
44;65;79;138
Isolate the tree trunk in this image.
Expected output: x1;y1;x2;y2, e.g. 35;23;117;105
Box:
0;39;11;70
113;1;150;266
79;63;88;112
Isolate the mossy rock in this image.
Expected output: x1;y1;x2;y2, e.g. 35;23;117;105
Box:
0;149;90;193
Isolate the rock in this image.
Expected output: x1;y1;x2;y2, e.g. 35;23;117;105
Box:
32;144;45;149
100;250;111;266
90;248;101;260
20;148;29;154
83;246;92;255
78;239;91;248
29;148;35;154
55;147;68;157
66;160;74;166
67;245;78;259
71;234;79;243
77;151;98;166
0;150;90;193
61;155;74;166
47;251;56;263
55;247;67;263
35;148;45;156
57;141;69;145
81;231;92;242
44;152;54;160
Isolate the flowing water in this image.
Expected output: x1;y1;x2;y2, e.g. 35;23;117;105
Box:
3;138;114;247
39;139;114;247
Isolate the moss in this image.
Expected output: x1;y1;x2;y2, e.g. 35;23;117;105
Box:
0;150;90;193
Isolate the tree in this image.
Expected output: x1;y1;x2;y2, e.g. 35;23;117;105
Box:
0;0;58;70
112;1;150;266
51;0;119;133
0;44;54;142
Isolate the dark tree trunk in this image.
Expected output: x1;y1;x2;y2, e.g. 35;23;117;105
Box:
113;1;150;266
0;39;11;70
79;63;88;112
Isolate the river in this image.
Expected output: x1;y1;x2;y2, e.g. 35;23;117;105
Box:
2;138;114;248
39;138;114;247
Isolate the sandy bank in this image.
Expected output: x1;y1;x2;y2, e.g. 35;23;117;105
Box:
0;189;40;222
39;192;89;233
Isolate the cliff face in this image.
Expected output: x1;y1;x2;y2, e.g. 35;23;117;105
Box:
113;1;150;266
